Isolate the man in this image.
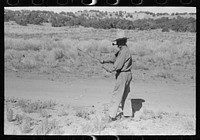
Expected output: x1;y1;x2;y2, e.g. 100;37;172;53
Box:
100;31;133;121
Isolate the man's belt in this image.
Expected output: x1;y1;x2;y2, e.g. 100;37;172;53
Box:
116;69;131;73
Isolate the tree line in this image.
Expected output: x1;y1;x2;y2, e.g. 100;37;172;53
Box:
4;9;196;32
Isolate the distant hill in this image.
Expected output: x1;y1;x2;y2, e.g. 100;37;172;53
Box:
72;10;196;20
4;9;196;32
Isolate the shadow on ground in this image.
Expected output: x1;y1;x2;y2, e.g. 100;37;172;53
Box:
131;98;145;117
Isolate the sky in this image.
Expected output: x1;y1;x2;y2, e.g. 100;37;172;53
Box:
5;6;196;14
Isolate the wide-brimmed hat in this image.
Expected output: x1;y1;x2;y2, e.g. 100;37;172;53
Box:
113;30;129;41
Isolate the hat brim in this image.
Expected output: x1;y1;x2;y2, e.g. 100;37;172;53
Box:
113;37;129;42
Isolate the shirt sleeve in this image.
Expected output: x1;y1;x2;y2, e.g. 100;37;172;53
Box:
113;49;126;71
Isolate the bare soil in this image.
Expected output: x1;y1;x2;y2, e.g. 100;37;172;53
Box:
4;70;196;135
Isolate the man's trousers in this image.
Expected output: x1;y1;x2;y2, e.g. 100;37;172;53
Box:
108;71;133;118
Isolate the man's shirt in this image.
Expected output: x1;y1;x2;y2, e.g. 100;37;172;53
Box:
104;45;132;72
114;45;132;72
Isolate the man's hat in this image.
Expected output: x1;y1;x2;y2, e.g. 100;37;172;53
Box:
113;30;129;42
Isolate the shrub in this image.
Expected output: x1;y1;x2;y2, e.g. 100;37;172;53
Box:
130;41;152;57
154;69;174;79
6;108;14;122
81;116;107;134
21;54;37;69
20;116;32;133
75;109;90;120
162;27;170;32
183;119;195;131
5;38;42;51
98;39;114;53
15;17;28;26
60;38;76;49
59;39;78;61
16;99;56;113
5;49;26;61
58;108;69;117
139;108;156;120
156;111;169;119
36;47;65;67
35;118;59;135
66;49;78;62
77;40;96;52
175;42;195;57
35;49;60;67
39;110;51;118
34;49;48;62
5;97;18;104
45;55;58;67
15;114;24;125
50;48;64;60
154;51;172;63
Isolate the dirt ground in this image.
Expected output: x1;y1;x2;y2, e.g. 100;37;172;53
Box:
4;70;196;135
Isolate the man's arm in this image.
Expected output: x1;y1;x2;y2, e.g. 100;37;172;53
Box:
103;50;126;73
112;49;127;72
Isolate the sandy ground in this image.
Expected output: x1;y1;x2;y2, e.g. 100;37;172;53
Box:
4;71;196;135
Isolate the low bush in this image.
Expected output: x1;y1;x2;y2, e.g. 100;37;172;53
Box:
140;108;156;120
183;119;195;131
81;116;107;134
5;49;26;61
20;116;32;133
162;27;170;32
50;48;65;60
21;54;37;69
6;108;14;122
5;97;18;104
153;69;174;79
35;118;61;135
75;108;91;120
16;99;56;114
5;38;42;51
15;114;24;125
154;51;172;63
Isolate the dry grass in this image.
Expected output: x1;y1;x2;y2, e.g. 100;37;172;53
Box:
34;118;63;135
74;108;91;120
80;116;107;134
15;114;24;125
5;97;63;135
6;108;14;122
19;116;32;133
4;22;195;81
183;119;195;132
4;96;195;135
5;38;43;51
139;108;170;121
58;106;70;117
15;99;56;113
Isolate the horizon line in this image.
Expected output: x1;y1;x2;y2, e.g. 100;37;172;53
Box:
4;7;196;14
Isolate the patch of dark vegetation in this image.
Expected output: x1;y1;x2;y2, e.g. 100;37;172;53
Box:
5;98;56;114
4;9;196;32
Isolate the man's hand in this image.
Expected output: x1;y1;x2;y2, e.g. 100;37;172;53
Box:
106;69;114;73
100;60;104;64
102;66;115;73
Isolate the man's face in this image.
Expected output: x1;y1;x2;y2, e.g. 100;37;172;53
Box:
116;40;122;46
117;45;122;49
